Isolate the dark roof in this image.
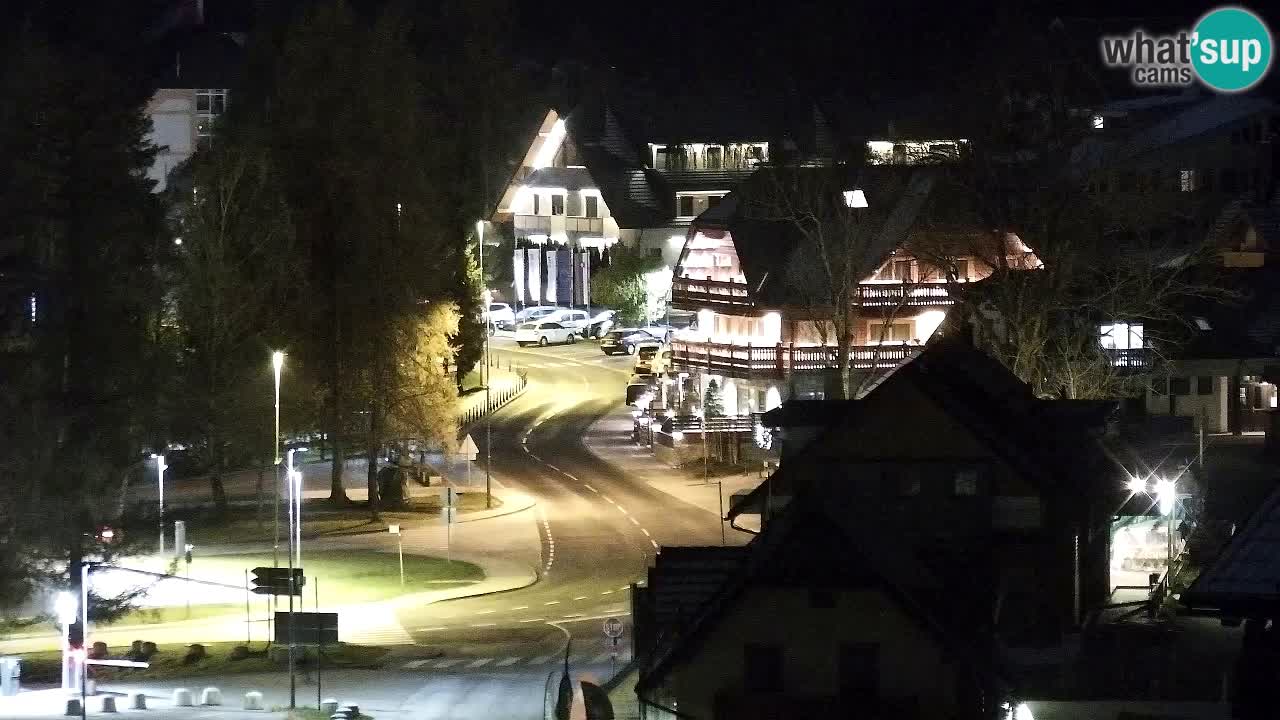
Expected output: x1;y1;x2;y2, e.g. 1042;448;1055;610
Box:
1184;482;1280;614
639;486;1005;695
734;340;1117;519
149;28;245;89
1179;265;1280;361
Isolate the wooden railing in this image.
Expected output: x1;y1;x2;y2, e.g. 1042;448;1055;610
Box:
670;278;956;311
670;340;920;379
1106;347;1153;370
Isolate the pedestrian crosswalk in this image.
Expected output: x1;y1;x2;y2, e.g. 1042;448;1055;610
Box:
398;649;631;672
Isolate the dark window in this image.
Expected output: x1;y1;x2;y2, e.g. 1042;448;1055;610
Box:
540;322;563;330
585;195;598;218
743;644;783;692
533;195;540;215
898;470;921;496
1222;169;1238;193
954;469;980;496
809;589;836;609
1118;171;1135;192
708;194;722;208
838;643;879;700
705;146;723;169
1197;376;1214;395
679;196;695;216
648;247;663;258
1231;130;1241;144
551;195;564;216
1170;377;1191;395
1151;377;1168;395
1202;170;1215;192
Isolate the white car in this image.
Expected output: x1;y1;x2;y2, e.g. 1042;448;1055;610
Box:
540;309;590;332
515;320;581;347
484;303;514;328
633;343;670;375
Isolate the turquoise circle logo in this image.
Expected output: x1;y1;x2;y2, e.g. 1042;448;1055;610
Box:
1192;6;1273;92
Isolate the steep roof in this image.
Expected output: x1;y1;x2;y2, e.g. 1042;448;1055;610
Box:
1184;482;1280;615
638;485;1007;695
149;28;245;90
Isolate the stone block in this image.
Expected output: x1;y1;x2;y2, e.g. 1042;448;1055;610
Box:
64;698;82;716
200;687;222;705
128;692;147;710
243;690;264;710
172;688;193;706
320;698;339;714
99;696;117;713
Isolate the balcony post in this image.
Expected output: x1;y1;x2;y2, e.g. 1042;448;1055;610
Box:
746;341;752;379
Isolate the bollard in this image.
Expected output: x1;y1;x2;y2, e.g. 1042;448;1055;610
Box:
341;703;361;717
320;698;339;714
64;698;82;716
243;690;264;710
100;696;118;713
85;679;97;696
128;692;147;710
172;688;193;707
200;687;222;706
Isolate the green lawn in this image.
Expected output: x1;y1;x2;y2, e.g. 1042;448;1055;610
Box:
187;549;484;605
16;641;387;683
110;604;243;627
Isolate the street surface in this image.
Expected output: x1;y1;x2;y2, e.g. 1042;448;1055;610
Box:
5;333;750;718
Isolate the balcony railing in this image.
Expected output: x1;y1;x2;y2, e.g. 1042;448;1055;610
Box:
671;340;920;379
1105;347;1153;370
514;214;604;237
670;278;956;312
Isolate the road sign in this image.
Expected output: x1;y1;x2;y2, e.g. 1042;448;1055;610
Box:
442;507;456;524
603;617;624;639
388;524;400;535
275;612;338;646
460;434;479;461
251;567;306;596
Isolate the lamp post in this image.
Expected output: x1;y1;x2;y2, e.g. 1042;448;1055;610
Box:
54;591;76;690
152;454;166;555
477;220;493;510
389;524;404;586
272;351;284;569
1156;477;1177;576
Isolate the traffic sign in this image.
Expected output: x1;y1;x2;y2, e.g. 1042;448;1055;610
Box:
275;611;338;646
603;617;624;639
250;567;306;596
460;434;479;461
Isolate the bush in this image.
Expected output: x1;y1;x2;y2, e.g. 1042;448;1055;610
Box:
182;644;206;665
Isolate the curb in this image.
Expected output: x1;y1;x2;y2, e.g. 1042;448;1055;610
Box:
455;491;536;523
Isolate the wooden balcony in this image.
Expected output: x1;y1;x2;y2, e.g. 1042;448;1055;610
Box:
1105;347;1153;370
670;278;956;312
671;340;920;380
513;214;605;237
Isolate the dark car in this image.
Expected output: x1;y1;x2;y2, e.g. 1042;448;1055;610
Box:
600;328;664;355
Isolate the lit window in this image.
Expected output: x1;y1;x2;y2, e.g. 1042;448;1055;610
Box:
1092;114;1105;130
29;293;37;324
1179;170;1195;192
1099;322;1144;350
195;89;229;149
843;189;868;208
551;194;564;216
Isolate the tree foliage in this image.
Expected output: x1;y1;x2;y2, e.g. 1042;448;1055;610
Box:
591;245;664;325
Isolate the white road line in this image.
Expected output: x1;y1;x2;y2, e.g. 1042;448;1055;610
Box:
518;617;546;623
417;626;447;632
475;610;496;615
562;614;584;619
629;517;640;526
512;605;529;610
403;659;431;669
434;658;466;669
466;658;493;668
603;496;616;505
471;623;497;628
529;653;559;665
600;590;613;595
573;596;588;601
650;539;659;549
545;464;561;472
641;528;650;536
583;484;598;493
620;586;630;591
544;600;560;605
496;657;521;667
617;505;628;514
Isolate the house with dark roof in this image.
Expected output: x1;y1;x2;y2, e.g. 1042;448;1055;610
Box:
632;486;1010;720
666;163;1040;411
489;80;835;307
723;341;1123;661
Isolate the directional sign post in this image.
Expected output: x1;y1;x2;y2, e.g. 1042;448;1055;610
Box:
251;567;305;596
460;434;479;487
443;488;456;563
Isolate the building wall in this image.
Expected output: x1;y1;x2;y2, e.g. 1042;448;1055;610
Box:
145;88;197;192
657;586;960;720
1145;375;1229;433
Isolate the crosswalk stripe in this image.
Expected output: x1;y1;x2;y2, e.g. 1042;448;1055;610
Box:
403;659;431;669
496;657;521;667
466;658;493;668
528;653;559;665
434;658;466;669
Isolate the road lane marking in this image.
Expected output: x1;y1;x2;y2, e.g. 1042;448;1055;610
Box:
629;517;640;526
466;658;493;668
512;605;529;610
416;626;447;632
641;528;650;536
404;659;431;669
650;539;659;549
620;586;630;591
434;658;466;668
573;596;588;601
475;609;496;615
529;653;558;664
471;623;497;628
603;496;615;505
518;617;546;623
562;614;584;619
601;590;613;595
496;657;521;667
544;600;560;605
617;505;628;514
583;484;598;493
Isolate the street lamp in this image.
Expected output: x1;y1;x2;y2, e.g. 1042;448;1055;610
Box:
272;351;284;569
477;220;493;510
389;524;404;586
1125;475;1147;496
1155;477;1178;575
694;408;723;546
151;454;167;555
54;592;76;690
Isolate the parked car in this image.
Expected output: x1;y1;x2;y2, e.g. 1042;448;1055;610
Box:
633;343;670;375
587;310;616;338
541;308;591;332
600;328;665;355
515;320;580;346
499;305;559;331
484;303;514;334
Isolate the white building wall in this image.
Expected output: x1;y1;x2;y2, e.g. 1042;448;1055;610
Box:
1146;375;1229;433
145;89;196;192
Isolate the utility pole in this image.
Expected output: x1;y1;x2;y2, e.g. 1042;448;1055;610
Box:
478;221;493;509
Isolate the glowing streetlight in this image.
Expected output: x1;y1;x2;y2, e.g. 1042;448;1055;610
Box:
272;351;284;568
54;591;76;690
1125;475;1147;496
1155;478;1176;517
151;453;167;554
1014;702;1035;720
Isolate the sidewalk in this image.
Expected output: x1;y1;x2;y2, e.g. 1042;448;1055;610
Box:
583;405;764;529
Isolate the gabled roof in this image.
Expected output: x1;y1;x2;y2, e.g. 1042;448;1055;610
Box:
638;485;1007;695
731;340;1117;519
149;27;245;90
524;166;596;191
1184;482;1280;615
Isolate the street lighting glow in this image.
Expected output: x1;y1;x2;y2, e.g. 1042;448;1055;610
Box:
54;591;76;624
272;351;285;374
1126;476;1147;495
1014;703;1034;720
1155;478;1176;516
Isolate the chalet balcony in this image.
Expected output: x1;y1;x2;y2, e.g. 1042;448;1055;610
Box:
513;214;605;238
1105;347;1153;370
671;340;920;380
670;278;956;313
